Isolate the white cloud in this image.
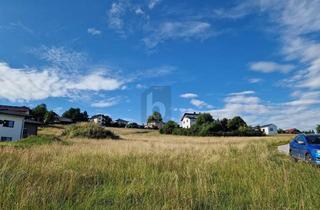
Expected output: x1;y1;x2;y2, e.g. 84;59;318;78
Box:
190;99;213;109
135;7;145;15
136;83;147;89
91;97;121;108
135;65;176;79
148;0;161;9
248;78;262;84
229;90;255;96
87;28;102;35
31;46;87;75
143;21;213;48
249;61;294;73
180;93;198;99
0;62;123;102
107;1;127;30
67;73;122;91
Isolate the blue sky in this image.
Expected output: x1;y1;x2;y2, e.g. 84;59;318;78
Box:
1;0;320;130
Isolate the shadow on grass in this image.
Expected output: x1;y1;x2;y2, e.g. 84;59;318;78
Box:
0;135;71;149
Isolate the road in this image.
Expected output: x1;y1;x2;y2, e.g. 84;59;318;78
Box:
278;144;289;155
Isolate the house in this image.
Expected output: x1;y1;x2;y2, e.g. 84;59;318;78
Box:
286;128;301;134
0;105;40;141
23;119;42;138
146;121;164;129
51;112;73;124
115;119;129;127
90;114;111;126
260;124;278;135
181;112;200;129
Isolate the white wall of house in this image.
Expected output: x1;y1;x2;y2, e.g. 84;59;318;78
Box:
0;114;25;141
92;117;103;125
261;124;278;135
181;117;196;129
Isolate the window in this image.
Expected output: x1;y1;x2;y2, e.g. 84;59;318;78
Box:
1;137;12;141
269;128;274;132
2;120;14;128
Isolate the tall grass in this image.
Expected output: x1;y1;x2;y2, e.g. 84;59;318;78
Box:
0;127;319;209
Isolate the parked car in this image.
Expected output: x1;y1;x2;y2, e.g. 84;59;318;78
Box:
289;134;320;164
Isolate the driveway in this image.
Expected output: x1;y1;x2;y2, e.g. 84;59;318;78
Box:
278;144;289;155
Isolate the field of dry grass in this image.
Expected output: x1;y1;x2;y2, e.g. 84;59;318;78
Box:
1;125;319;209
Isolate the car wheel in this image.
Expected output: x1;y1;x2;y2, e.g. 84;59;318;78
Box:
305;153;312;164
290;150;298;162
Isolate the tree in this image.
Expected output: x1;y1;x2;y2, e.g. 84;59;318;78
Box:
31;104;48;122
147;112;163;123
160;121;179;134
44;111;56;124
220;118;229;132
126;122;140;129
103;115;112;126
317;125;320;134
62;108;88;122
196;113;213;126
198;122;223;136
227;116;247;131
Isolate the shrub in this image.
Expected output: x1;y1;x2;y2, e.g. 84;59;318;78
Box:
160;121;179;134
62;123;119;139
126;123;141;129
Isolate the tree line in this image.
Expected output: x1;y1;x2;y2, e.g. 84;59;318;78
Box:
30;104;88;124
160;113;265;136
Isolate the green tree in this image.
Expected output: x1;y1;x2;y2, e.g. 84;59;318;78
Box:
103;115;112;126
31;104;48;122
126;122;140;129
62;108;88;122
317;125;320;134
44;111;56;124
220;118;229;132
198;122;223;136
227;116;247;131
147;112;163;123
160;121;179;134
196;113;213;126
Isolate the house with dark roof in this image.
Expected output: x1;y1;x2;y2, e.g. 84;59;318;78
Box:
115;119;129;127
0;105;41;141
181;112;200;128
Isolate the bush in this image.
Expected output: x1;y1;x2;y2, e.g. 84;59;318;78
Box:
62;123;119;139
126;123;141;129
160;121;179;134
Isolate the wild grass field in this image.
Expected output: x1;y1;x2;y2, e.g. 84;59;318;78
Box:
0;125;319;209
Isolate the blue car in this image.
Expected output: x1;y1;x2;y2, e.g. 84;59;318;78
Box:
289;134;320;164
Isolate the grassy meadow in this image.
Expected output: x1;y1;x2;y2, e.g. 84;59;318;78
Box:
0;125;320;209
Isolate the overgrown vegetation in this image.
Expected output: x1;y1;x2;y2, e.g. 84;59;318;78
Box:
161;114;265;136
317;124;320;133
62;123;119;139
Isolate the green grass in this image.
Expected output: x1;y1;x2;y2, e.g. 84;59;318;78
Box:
0;127;319;209
0;135;69;148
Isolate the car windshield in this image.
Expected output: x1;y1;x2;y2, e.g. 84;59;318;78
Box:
306;135;320;144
